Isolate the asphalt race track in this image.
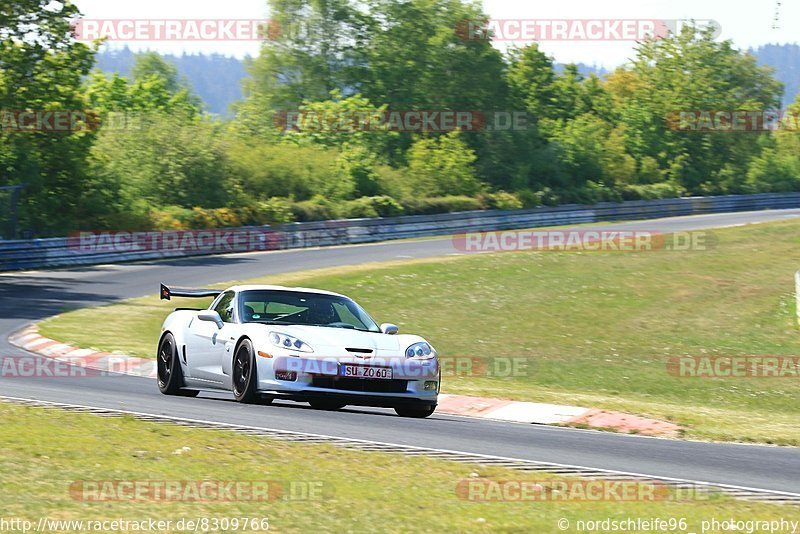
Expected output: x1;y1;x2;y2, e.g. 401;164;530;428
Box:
2;210;800;493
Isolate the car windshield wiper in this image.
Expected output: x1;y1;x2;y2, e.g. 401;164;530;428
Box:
248;320;378;333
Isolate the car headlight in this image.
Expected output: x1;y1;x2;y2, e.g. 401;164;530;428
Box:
405;342;434;359
269;332;314;353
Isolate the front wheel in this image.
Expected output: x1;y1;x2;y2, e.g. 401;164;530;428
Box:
232;339;258;403
394;405;436;418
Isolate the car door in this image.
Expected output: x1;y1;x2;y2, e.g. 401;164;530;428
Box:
186;291;236;385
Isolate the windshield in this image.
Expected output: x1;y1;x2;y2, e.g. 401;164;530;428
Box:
238;290;381;332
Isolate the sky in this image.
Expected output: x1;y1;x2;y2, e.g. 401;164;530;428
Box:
72;0;798;68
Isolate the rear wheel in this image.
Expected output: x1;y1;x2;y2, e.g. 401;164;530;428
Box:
308;400;346;411
394;405;436;418
232;339;258;403
157;333;197;397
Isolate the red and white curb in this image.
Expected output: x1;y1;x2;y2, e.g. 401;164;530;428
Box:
434;394;681;436
9;325;156;379
8;324;680;436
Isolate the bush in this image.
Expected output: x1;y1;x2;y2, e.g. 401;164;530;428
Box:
90;112;230;210
340;198;379;218
480;191;523;210
555;182;623;204
370;196;404;217
248;198;296;225
745;146;800;193
188;207;243;229
516;188;559;207
290;195;339;222
336;145;382;198
340;196;405;219
373;166;414;199
406;132;482;197
401;195;483;215
515;189;540;208
146;201;296;230
229;142;350;201
148;205;194;230
620;182;686;201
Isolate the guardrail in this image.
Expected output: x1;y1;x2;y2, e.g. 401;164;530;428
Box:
2;192;800;271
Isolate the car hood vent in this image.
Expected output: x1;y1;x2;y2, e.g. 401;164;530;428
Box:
346;348;374;353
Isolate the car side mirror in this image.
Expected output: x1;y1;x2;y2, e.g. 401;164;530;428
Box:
380;323;398;335
198;310;224;329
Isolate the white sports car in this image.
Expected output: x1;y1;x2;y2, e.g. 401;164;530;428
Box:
156;284;439;418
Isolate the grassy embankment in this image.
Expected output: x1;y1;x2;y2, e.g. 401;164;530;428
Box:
1;403;791;533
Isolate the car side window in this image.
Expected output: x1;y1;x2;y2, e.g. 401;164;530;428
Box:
213;291;236;323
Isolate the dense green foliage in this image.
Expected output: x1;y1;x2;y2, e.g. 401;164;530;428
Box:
1;0;799;236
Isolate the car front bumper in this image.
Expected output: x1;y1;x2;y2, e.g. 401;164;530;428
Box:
255;354;439;407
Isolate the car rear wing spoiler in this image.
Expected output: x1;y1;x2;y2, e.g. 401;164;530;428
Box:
160;283;222;301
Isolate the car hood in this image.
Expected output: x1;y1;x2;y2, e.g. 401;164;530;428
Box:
262;324;402;352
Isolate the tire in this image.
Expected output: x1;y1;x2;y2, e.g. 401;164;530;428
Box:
394;405;436;418
308;399;346;411
232;339;258;403
157;333;197;397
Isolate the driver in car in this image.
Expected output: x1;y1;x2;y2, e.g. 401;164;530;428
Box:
306;301;337;326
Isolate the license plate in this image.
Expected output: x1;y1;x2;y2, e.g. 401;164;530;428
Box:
340;364;393;380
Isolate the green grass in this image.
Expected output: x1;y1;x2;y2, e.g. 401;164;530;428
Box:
0;403;792;533
39;219;800;444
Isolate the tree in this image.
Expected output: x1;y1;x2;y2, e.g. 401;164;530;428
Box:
86;53;202;116
507;44;558;121
244;0;369;110
0;0;97;235
131;51;182;93
618;25;783;193
279;90;393;153
406;132;480;196
745;94;800;193
360;0;506;111
241;0;508;165
361;0;508;167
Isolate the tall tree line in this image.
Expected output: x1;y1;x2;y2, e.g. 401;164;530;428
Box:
1;0;797;237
